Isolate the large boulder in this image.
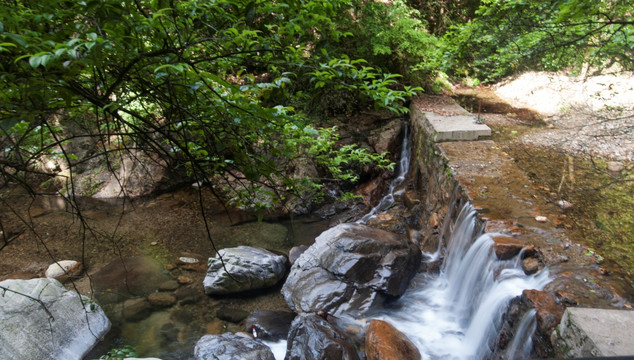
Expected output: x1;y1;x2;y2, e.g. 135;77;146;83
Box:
194;333;275;360
0;278;111;360
285;314;360;360
365;320;421;360
282;223;421;316
204;246;288;295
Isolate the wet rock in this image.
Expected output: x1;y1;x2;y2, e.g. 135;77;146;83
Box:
492;236;524;260
282;223;421;316
175;284;204;305
246;310;296;341
148;292;177;308
555;289;579;306
204;246;288;295
520;244;539;259
522;290;565;335
289;245;308;266
367;211;407;235
217;306;250;324
158;280;179;291
356;177;385;209
429;212;440;229
285;314;360;360
194;333;275;360
45;260;83;282
522;258;540;275
0;278;110;360
367;119;403;155
402;190;422;210
316;203;338;219
92;256;170;304
365;320;421;360
123;297;153;322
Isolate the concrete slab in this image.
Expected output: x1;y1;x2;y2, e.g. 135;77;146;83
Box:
423;111;491;141
554;307;634;357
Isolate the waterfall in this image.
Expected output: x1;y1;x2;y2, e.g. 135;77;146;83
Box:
375;204;551;359
507;309;537;360
357;123;410;224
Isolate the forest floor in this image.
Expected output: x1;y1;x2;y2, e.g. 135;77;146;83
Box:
453;71;634;278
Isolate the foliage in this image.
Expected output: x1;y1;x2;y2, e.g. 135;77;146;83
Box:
0;0;416;209
444;0;634;81
307;55;422;115
343;0;442;87
97;345;137;360
406;0;481;35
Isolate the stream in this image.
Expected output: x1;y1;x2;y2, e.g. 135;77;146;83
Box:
3;119;552;359
97;121;550;359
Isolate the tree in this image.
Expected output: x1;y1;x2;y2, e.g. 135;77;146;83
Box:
444;0;634;80
0;0;420;216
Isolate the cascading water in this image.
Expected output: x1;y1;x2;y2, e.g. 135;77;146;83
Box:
507;309;538;360
268;123;551;360
357;123;411;224
374;204;551;359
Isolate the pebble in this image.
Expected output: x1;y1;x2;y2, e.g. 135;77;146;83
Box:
177;275;194;284
607;161;625;172
556;200;573;210
535;216;548;223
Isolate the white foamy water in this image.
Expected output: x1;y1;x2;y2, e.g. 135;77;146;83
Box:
262;339;288;360
373;204;551;359
507;309;537;360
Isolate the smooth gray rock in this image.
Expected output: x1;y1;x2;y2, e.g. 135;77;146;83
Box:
0;278;111;360
282;223;421;316
285;314;360;360
194;333;275;360
204;246;288;295
553;307;634;358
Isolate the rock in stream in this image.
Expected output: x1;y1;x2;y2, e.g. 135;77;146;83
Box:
282;223;421;317
0;278;111;360
204;246;288;295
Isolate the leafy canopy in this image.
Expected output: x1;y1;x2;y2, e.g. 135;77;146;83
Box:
0;0;419;209
443;0;634;80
